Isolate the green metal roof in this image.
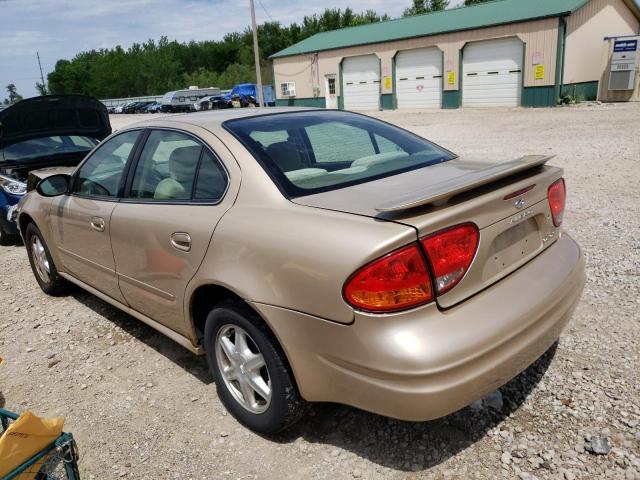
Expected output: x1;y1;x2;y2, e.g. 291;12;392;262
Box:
271;0;637;59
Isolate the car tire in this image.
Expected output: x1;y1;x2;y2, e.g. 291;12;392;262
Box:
24;223;70;296
204;300;305;434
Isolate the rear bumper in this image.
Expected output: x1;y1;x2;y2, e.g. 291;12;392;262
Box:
253;233;585;421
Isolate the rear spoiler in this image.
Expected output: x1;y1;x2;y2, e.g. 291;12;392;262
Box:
375;155;553;212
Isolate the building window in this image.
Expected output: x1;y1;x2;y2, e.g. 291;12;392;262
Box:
327;77;336;95
280;82;296;97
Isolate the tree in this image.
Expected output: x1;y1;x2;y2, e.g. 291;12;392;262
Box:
46;7;391;98
403;0;449;16
35;82;48;95
5;84;23;104
464;0;491;5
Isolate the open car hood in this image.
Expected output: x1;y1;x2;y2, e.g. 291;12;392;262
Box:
0;95;111;149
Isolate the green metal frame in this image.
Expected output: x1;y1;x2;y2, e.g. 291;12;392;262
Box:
459;42;466;106
0;408;80;480
338;60;344;110
391;53;398;109
555;17;567;103
521;39;527;106
378;56;383;110
440;50;445;109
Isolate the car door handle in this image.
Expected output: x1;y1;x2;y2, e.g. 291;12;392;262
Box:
170;232;191;252
90;217;105;232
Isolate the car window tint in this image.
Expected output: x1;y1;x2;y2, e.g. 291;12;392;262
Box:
225;111;455;197
305;122;375;164
194;150;227;201
129;130;202;201
74;130;139;198
374;134;404;154
69;136;96;148
249;130;289;149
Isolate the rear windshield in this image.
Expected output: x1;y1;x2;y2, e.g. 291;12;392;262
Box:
224;111;455;197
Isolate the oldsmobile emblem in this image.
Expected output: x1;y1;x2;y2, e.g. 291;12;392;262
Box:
514;198;526;209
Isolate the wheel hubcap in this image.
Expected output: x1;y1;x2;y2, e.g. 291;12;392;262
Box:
31;235;50;283
215;325;271;414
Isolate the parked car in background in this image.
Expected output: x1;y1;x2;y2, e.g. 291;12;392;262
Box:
194;95;230;111
113;102;131;114
0;95;110;245
144;102;162;113
17;108;584;434
133;101;155;113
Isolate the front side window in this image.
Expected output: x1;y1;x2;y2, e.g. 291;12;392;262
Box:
224;111;454;197
74;130;140;198
127;130;227;202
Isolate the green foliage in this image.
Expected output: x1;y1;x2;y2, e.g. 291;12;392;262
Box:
47;8;389;98
463;0;491;5
35;82;48;95
403;0;449;16
3;84;23;105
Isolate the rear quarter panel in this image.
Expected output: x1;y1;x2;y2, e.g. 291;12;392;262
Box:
186;199;416;325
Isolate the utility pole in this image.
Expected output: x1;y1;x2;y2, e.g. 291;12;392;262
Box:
250;0;264;107
36;52;46;94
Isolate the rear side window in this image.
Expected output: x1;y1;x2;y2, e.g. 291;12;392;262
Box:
126;130;227;202
194;150;228;201
224;111;454;197
128;130;202;200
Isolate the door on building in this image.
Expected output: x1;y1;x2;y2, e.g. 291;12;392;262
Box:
395;47;443;109
342;55;381;110
325;75;338;109
462;37;523;107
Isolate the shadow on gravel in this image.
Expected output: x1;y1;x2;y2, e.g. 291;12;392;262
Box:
70;290;212;385
0;392;5;409
275;343;558;472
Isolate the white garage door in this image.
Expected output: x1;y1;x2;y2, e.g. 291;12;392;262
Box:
343;55;380;111
396;48;442;109
463;38;523;107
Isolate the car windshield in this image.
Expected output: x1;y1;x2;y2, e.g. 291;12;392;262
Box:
0;135;97;163
224;111;455;197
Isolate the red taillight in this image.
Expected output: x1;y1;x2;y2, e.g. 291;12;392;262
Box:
547;178;566;227
344;244;433;312
420;224;479;295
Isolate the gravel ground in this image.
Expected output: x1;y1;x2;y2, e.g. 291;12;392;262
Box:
1;104;639;480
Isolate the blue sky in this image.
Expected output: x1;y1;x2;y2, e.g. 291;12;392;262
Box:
0;0;456;99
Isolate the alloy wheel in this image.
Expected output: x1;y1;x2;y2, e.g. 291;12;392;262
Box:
31;235;51;283
215;324;272;414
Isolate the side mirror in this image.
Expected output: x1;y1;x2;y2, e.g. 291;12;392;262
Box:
36;174;70;197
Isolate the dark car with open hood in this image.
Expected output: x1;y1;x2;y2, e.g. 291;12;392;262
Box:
0;95;111;244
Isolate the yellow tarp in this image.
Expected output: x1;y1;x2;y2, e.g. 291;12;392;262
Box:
0;411;64;479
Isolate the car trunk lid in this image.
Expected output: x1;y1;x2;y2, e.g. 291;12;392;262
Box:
292;156;564;308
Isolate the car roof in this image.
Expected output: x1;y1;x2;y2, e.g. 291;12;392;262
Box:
124;107;319;131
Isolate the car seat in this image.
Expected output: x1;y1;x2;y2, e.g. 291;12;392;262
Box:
154;146;202;200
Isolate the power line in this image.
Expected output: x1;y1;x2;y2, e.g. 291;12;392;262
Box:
256;0;273;21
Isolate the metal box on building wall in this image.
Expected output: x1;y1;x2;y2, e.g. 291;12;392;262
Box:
608;37;639;90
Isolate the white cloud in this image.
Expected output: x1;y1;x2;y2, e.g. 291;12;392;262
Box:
0;0;460;98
